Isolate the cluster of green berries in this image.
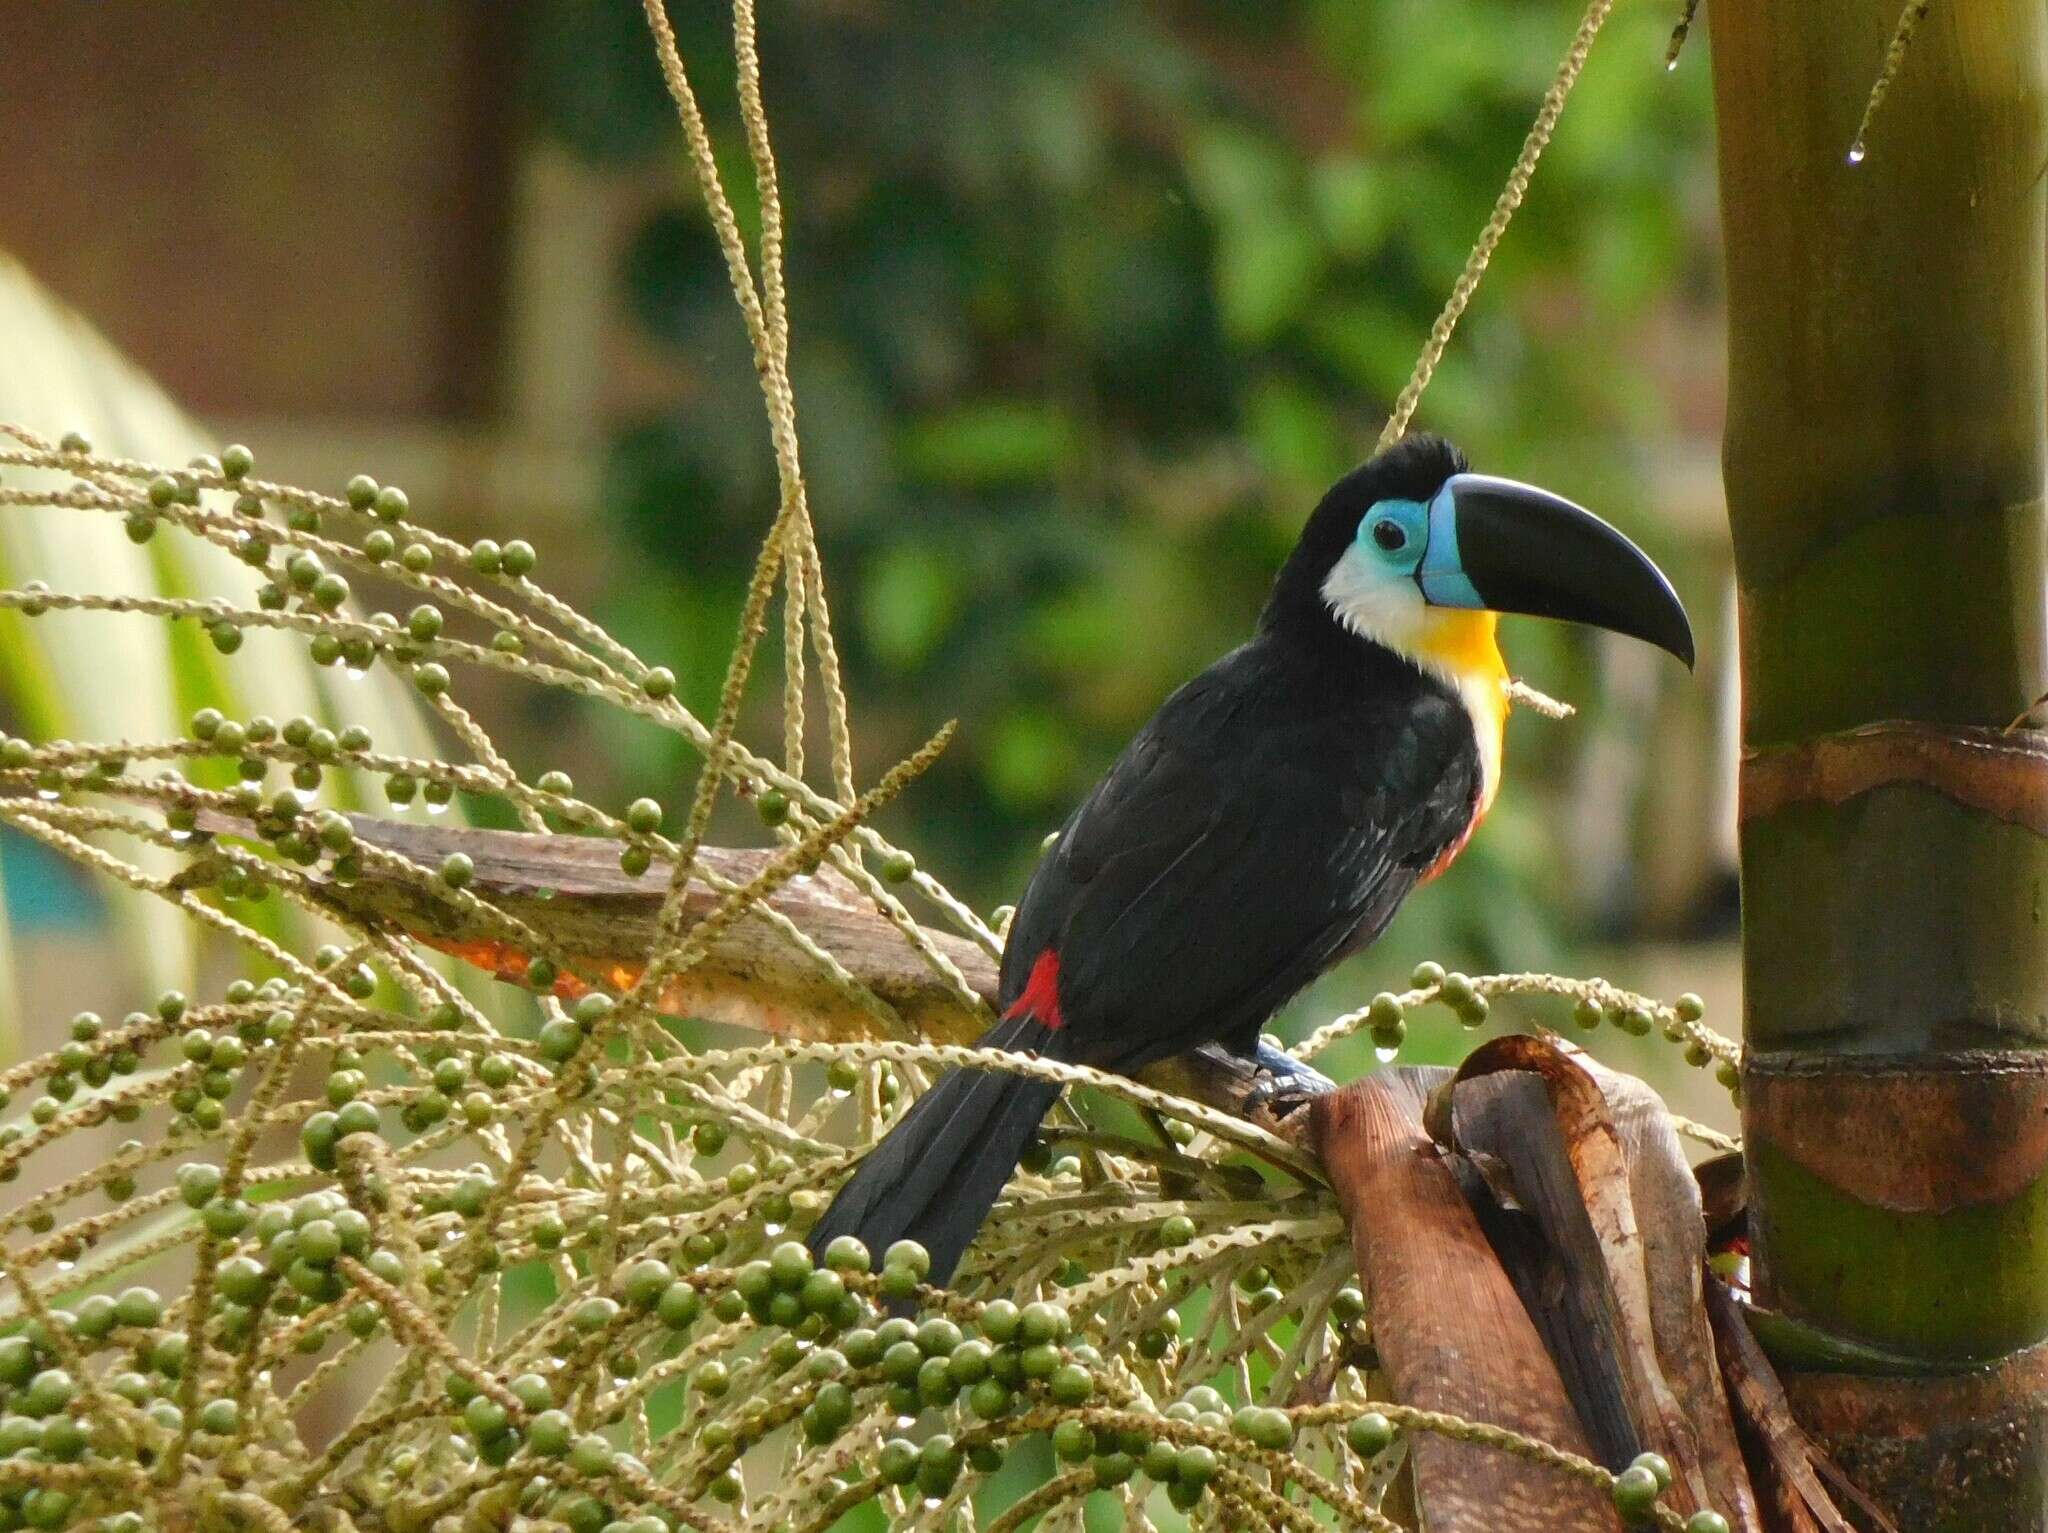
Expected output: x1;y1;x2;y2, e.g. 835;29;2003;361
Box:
1607;1450;1731;1532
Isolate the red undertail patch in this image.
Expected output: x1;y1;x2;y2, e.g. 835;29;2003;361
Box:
1005;947;1065;1031
1419;809;1484;886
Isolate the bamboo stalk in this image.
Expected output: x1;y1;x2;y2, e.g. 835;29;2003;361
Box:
1709;2;2048;1523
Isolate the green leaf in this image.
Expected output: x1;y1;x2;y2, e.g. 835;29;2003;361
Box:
898;401;1080;488
860;543;964;671
1214;218;1326;343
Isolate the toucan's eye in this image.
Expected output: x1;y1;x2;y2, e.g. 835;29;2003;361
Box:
1371;520;1407;553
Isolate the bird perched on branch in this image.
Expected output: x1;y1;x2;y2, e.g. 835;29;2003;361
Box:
810;434;1693;1286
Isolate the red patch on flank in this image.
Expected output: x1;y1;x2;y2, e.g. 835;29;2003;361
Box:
1418;812;1483;886
1004;947;1065;1031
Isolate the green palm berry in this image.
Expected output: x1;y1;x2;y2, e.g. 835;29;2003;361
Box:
1684;1515;1731;1533
691;1359;729;1398
113;1286;163;1328
401;542;433;572
1018;1300;1066;1344
626;1279;689;1337
469;539;502;575
537;1018;583;1063
21;1490;73;1531
618;1258;671;1311
1159;1214;1197;1247
312;573;349;609
439;852;473;889
528;1408;573;1455
1016;1343;1060;1381
1052;1419;1094;1462
301;1111;340;1171
1347;1411;1396;1457
879;851;916;884
38;1416;86;1461
297;1220;343;1266
147;474;178;508
978;1297;1021;1343
501;539;536;577
880;1340;923;1385
70;1295;115;1339
334;1100;379;1139
917;1434;962;1496
413;662;450;696
1676;992;1707;1022
177;1163;223;1208
1411;959;1446;988
21;1370;75;1418
1140;1440;1180;1481
877;1437;918;1485
1049;1362;1093;1405
625;797;662;834
1177;1444;1218;1486
198;1397;240;1435
406;604;443;641
1631;1451;1673;1491
568;1433;613;1475
1092;1451;1137;1486
800;1268;845;1315
573;1296;620;1334
463;1395;510;1440
345;475;378;510
916;1318;963;1357
755;787;790;826
373;486;408;522
363;528;395;562
1611;1464;1661;1521
960;1377;1006;1419
1574;997;1604;1029
619;844;651;876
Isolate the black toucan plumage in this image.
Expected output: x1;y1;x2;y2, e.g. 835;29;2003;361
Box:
809;435;1692;1285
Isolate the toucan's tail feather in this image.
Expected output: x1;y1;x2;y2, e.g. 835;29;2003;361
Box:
808;1014;1063;1287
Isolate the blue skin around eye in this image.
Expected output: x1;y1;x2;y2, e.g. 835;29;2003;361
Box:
1356;499;1428;573
1418;485;1485;610
1354;489;1485;609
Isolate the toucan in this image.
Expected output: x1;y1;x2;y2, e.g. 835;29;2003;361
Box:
809;434;1693;1286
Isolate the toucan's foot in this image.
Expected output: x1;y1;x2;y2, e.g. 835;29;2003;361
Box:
1242;1041;1335;1118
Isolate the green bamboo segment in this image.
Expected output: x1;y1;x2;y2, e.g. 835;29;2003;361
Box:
1712;0;2047;746
1711;1;2048;1523
1741;789;2048;1053
1749;1140;2048;1364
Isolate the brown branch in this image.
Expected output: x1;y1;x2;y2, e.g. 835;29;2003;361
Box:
195;811;1314;1141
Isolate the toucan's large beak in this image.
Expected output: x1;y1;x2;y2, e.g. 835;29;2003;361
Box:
1417;473;1695;668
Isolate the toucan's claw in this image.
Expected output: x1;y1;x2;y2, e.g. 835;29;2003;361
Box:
1242;1041;1336;1118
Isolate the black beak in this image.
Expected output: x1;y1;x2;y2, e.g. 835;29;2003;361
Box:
1423;473;1695;668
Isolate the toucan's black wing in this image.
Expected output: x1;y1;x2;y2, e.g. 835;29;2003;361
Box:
999;634;1482;1069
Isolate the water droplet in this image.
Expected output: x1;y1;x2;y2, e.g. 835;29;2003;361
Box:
1847;144;1867;165
426;801;449;816
1665;55;1679;72
343;667;369;684
1374;1045;1399;1064
35;789;57;802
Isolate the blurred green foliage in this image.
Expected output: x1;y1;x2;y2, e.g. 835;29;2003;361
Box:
527;0;1712;991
